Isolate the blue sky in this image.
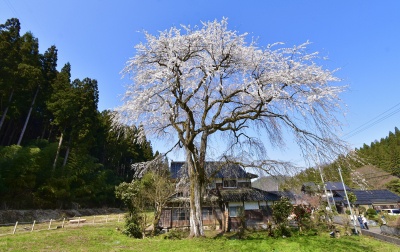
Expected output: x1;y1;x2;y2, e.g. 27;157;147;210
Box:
1;0;400;165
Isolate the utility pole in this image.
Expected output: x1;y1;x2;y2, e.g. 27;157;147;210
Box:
316;154;332;211
338;166;358;234
330;189;337;212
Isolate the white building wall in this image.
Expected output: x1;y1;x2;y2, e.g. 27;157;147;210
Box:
229;202;243;207
244;202;259;210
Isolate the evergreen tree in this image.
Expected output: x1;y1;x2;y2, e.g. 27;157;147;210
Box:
0;18;155;209
0;18;22;141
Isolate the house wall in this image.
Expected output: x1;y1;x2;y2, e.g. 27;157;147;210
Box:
212;178;250;183
227;202;273;212
229;202;243;207
373;203;400;209
244;202;259;210
159;206;224;230
229;209;269;231
210;178;251;189
160;201;273;231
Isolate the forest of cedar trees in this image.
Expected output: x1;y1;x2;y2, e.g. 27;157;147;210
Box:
0;18;154;209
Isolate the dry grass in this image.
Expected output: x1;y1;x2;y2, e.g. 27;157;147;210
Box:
352;165;397;189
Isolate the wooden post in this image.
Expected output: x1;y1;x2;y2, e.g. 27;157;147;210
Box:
48;219;52;230
93;215;96;224
62;218;65;228
78;217;81;226
13;221;18;234
31;220;36;232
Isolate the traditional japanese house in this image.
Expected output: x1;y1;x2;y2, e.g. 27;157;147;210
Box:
159;161;295;231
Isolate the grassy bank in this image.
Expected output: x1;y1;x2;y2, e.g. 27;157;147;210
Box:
0;222;398;252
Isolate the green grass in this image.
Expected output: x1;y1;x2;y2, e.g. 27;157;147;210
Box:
0;222;398;252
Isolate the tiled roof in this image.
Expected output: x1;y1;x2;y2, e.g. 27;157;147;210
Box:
170;161;258;180
214;188;294;202
353;190;400;205
325;181;351;191
333;189;400;205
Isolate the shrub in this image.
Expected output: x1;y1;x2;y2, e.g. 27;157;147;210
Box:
293;205;311;232
163;229;189;240
366;208;377;219
122;213;142;238
358;206;366;215
273;224;292;238
272;197;293;226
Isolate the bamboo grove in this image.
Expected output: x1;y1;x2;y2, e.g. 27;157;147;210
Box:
0;18;154;209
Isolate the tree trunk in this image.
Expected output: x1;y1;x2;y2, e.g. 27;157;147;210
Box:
47;123;53;141
1;119;12;145
7;124;17;145
0;89;14;132
53;131;64;171
152;205;162;236
17;87;39;145
187;151;205;237
62;134;72;168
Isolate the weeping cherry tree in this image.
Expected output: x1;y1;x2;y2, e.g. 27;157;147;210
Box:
115;18;348;237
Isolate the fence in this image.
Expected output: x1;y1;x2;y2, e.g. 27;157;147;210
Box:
0;214;122;236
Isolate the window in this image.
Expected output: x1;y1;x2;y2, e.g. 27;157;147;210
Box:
238;182;251;188
223;179;237;188
172;208;189;221
229;206;243;217
175;190;189;197
202;208;213;220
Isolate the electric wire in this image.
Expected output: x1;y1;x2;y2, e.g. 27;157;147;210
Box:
3;0;19;17
344;101;400;139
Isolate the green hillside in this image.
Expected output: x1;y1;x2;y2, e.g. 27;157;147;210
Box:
279;128;400;194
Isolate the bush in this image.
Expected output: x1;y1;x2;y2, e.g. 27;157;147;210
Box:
293;205;311;232
366;208;377;219
273;224;292;238
163;229;189;240
122;213;142;238
358;206;366;215
272;197;293;226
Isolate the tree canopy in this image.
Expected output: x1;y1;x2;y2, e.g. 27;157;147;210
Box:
116;18;348;237
0;18;154;209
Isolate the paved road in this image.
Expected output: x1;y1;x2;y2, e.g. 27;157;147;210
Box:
333;215;400;246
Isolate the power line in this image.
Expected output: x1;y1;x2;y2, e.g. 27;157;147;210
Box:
344;101;400;139
3;0;19;17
